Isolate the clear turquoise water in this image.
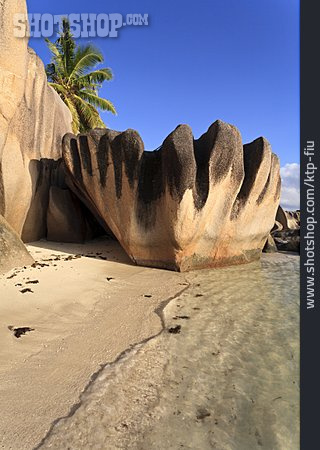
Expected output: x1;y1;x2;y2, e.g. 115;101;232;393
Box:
40;253;299;450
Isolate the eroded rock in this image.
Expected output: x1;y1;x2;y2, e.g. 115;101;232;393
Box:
272;207;300;253
63;121;281;271
276;206;300;231
0;0;72;241
263;234;277;253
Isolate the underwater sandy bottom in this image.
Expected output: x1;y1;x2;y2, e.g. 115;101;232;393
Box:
39;252;299;450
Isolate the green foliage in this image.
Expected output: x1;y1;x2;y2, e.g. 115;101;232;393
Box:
45;18;116;133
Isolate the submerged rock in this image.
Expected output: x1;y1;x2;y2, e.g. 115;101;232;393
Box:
63;121;280;271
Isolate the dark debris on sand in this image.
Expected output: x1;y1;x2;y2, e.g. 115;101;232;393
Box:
196;408;211;420
6;273;17;279
173;315;190;320
168;325;181;334
8;326;35;338
31;262;49;268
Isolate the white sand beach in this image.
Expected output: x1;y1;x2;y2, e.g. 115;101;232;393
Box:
0;238;186;449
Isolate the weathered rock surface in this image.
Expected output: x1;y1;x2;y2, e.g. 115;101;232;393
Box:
263;234;278;253
0;0;282;259
0;0;73;241
276;206;300;230
271;207;300;253
271;220;283;233
0;215;33;274
63;121;281;271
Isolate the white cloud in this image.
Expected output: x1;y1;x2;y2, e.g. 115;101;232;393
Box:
280;163;300;210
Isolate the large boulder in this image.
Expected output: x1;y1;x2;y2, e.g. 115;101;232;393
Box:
0;215;33;275
272;206;300;253
276;206;300;230
0;0;72;242
63;121;281;271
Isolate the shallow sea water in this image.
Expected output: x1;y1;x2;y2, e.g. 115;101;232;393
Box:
40;253;299;450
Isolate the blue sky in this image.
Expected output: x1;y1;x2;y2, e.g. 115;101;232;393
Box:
27;0;300;207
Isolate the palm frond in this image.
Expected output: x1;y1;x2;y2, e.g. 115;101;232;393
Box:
74;95;101;129
69;45;104;80
78;91;117;114
45;18;115;132
45;39;65;78
45;63;57;82
74;96;106;131
78;68;113;85
85;104;106;129
48;82;69;96
64;96;81;133
45;38;60;58
57;18;76;75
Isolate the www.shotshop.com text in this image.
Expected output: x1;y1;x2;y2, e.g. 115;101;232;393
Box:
304;141;316;309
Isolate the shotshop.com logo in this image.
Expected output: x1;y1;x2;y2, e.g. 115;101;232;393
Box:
13;13;149;38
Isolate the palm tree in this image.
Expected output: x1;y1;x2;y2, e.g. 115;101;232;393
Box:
45;18;116;133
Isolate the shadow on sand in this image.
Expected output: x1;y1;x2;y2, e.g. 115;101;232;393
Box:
27;236;135;269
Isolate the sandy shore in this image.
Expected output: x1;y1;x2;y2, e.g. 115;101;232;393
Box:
0;238;186;450
37;253;299;450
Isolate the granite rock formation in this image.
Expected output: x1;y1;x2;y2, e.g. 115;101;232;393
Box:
0;0;73;241
271;220;283;233
271;206;300;253
273;229;300;253
0;0;282;259
263;234;278;253
63;120;281;271
0;215;33;274
276;206;300;230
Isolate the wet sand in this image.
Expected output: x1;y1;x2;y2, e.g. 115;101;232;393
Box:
38;253;299;450
0;238;185;449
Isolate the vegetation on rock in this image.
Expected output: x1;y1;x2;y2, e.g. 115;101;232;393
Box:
46;18;116;133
